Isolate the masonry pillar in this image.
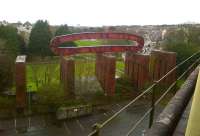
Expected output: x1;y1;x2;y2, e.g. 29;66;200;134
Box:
15;55;27;109
125;52;150;90
60;56;75;97
95;54;116;96
150;50;176;85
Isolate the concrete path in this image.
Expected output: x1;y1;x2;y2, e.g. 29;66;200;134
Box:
0;101;164;136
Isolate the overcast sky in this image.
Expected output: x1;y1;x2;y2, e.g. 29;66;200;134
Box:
0;0;199;26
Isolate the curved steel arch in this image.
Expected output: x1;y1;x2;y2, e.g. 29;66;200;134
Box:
50;32;144;56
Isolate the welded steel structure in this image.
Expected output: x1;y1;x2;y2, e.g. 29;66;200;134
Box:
50;32;144;56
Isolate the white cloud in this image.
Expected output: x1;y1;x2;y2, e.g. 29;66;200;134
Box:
0;0;200;26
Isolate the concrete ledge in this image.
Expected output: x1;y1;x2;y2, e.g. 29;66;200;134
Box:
145;67;199;136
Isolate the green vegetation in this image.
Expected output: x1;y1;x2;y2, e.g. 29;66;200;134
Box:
163;25;200;64
0;25;24;57
36;84;65;105
0;96;15;119
102;39;133;45
55;24;77;47
5;20;200;118
26;56;125;93
115;78;134;93
0;25;24;92
163;25;200;76
28;20;53;57
116;61;125;71
0;96;15;109
0;56;14;92
27;63;60;91
75;40;102;47
116;61;125;77
75;39;132;47
26;58;95;92
75;59;95;76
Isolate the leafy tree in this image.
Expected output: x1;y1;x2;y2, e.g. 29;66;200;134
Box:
28;20;53;57
18;34;27;55
0;25;21;57
0;25;26;92
0;55;14;92
185;26;200;46
55;25;76;47
163;25;200;63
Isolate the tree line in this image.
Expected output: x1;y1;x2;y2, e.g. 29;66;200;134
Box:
1;21;200;92
162;25;200;63
0;20;76;59
0;20;76;92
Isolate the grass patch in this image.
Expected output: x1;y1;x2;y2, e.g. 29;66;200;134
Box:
75;60;95;77
116;61;125;71
75;40;102;47
26;56;126;92
26;63;60;91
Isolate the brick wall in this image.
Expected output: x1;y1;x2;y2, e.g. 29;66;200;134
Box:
95;54;116;96
125;50;177;90
15;55;26;108
60;56;75;97
150;50;176;86
125;53;150;90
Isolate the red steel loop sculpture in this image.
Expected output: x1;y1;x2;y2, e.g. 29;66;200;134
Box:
50;32;144;56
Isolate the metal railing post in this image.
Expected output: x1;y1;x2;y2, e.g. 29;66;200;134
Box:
87;51;200;136
91;123;101;136
149;82;157;128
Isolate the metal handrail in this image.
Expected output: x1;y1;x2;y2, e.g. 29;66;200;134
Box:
88;84;155;136
88;51;200;136
131;55;200;131
90;52;200;135
156;51;200;83
126;107;153;136
125;56;200;136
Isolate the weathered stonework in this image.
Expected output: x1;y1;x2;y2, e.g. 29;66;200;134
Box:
15;55;26;108
95;54;116;96
60;56;75;97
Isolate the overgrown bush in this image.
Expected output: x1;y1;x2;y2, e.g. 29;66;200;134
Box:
36;84;65;106
0;55;14;92
163;26;200;76
0;96;15;108
163;25;200;64
0;25;23;57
